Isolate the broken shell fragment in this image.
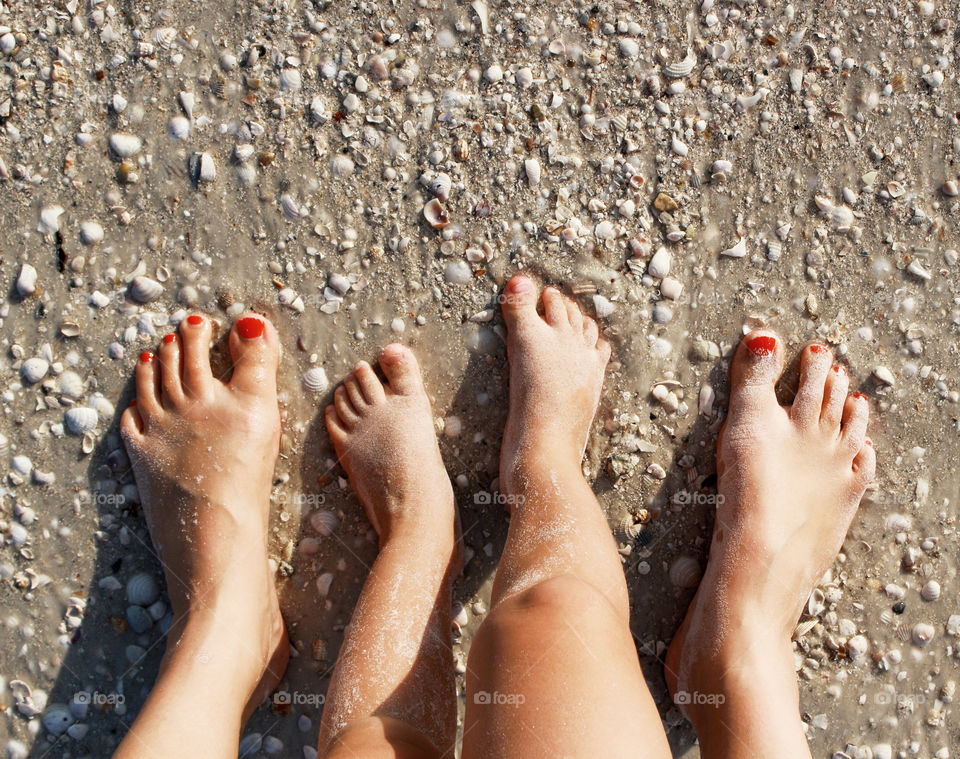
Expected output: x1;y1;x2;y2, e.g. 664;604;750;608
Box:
423;198;449;229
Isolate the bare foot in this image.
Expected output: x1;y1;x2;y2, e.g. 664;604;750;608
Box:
325;344;459;559
664;330;875;753
120;312;288;721
499;275;611;480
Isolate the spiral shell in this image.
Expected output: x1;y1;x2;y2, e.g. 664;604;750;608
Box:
310;509;339;536
663;50;697;79
301;367;330;394
64;406;98;435
668;555;702;589
126;572;161;606
21;357;49;384
129;276;164;303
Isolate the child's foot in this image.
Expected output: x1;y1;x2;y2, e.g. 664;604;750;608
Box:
120;313;289;720
498;275;611;480
665;330;875;720
325;345;460;562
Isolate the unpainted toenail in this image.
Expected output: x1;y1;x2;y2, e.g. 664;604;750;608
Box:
745;334;777;356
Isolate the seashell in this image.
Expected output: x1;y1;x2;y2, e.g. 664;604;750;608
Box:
0;432;9;457
647;247;671;279
38;205;64;235
152;27;177;49
615;514;641;544
921;580;941;602
279;67;302;92
130;275;164;303
524;159;541;187
423;198;449;228
420;171;452;201
57;370;85;400
310;509;339;536
168;115;190;140
81;432;96;454
178;90;195;119
807;587;826;617
316;572;334;597
766;240;782;261
720;237;747;258
190;152;216;184
21;357;49;384
79;220;104;245
330;154;355;177
846;634;869;660
301;367;330;394
126;604;153;633
669;556;702;588
912;622;935;647
12;455;32;476
65;406;98;435
277;288;305;313
126;572;160;606
593;294;615;318
16;263;38;296
42;704;74;736
109;133;142;158
664;50;696;79
793;618;818;639
88;393;115;419
280;193;302;220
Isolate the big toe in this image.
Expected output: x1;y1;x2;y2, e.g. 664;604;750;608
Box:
500;275;539;331
728;330;784;416
379;344;424;396
228;313;280;397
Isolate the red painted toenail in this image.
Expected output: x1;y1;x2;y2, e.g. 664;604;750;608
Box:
186;314;203;326
163;333;177;344
140;352;154;363
745;334;777;357
128;400;137;406
865;438;873;446
852;392;867;400
237;316;264;339
810;344;828;354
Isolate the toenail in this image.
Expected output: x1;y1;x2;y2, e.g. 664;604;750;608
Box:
745;334;777;357
140;351;155;363
237;316;264;339
186;314;203;326
509;275;532;292
832;365;847;375
852;392;867;400
809;343;828;354
163;333;177;344
128;400;137;406
865;437;873;446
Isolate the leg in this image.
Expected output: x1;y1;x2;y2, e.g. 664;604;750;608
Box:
462;276;672;759
665;332;875;757
114;313;288;758
318;345;461;759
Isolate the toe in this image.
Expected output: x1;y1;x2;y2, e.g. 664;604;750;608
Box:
541;287;569;327
353;361;386;404
820;364;849;432
157;332;185;408
343;375;366;412
851;439;876;485
790;343;833;427
583;317;599;347
227;314;280;397
565;298;584;331
379;344;424;396
120;404;144;441
840;392;869;455
334;385;359;426
325;404;349;444
135;351;162;421
179;314;214;397
597;336;612;363
727;329;785;420
500;275;539;331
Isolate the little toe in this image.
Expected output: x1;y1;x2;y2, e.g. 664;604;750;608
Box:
727;330;784;420
379;344;425;396
597;336;612;363
353;361;386;404
325;405;349;444
120;404;144;442
178;314;214;397
135;351;162;420
840;392;870;455
500;275;540;332
541;287;569;327
791;343;833;427
343;375;367;412
227;314;280;397
820;365;849;432
565;298;584;331
334;386;359;426
583;317;599;347
157;332;185;408
851;439;876;484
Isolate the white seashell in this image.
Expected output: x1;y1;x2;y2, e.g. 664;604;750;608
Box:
168;115;190;140
327;273;350;295
807;587;826;617
647;247;671;279
664;50;696;78
423;198;450;228
331;154;355;177
234;144;255;163
126;572;160;606
923;71;944;89
301;367;330;394
912;622;935;647
12;455;32;476
872;366;895;385
720;237;747;258
21;357;49;384
178;90;195;119
79;220;104;245
766;240;783;261
669;556;702;588
130;276;164;303
191;152;216;183
316;572;334;597
846;634;869;660
921;580;941;602
279;68;302;91
88;393;115;419
16;263;38;296
38;205;64;235
660;277;683;300
0;432;9;457
57;370;85;400
109;133;142;158
524;158;541;187
65;406;98;435
310;510;339;536
592;294;615;318
280;194;302;220
906;260;931;281
152;27;177;49
698;384;715;415
42;704;75;736
421;171;452;201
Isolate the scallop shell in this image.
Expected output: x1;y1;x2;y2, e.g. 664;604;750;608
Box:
126;572;160;606
668;555;702;588
65;406;98;435
21;357;49;384
130;275;164;303
664;50;696;79
330;154;355;177
310;509;339;536
79;220;104;245
152;27;177;49
16;263;37;296
279;67;302;92
301;367;330;394
0;432;9;457
57;370;85;400
615;514;641;544
423;198;450;229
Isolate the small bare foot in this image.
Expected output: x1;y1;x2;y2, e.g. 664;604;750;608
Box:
325;344;459;560
120;312;288;721
499;275;611;479
665;330;876;754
